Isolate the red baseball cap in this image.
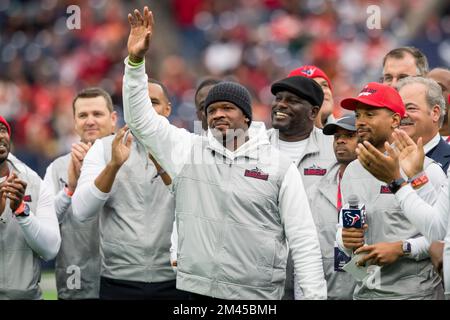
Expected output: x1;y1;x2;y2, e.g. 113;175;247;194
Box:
341;82;406;118
0;116;11;136
288;65;333;92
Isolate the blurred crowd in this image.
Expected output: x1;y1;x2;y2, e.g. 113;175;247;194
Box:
0;0;449;177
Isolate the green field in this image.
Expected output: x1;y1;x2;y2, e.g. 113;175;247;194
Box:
41;271;57;300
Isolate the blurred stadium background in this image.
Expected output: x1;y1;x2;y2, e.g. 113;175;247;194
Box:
0;0;449;299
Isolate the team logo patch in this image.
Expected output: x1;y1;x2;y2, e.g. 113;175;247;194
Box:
358;87;377;97
244;167;269;181
380;186;392;194
23;195;32;202
304;165;327;176
301;67;316;76
343;211;361;228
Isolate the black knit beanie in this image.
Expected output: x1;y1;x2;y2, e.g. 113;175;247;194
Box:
204;82;252;125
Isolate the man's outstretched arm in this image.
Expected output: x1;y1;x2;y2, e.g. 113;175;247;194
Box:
123;6;194;179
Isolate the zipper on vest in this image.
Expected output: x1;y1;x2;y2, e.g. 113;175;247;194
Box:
212;158;233;295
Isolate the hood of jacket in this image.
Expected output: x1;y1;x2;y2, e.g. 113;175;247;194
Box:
206;121;269;161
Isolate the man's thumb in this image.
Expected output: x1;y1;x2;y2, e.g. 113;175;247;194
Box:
417;137;423;151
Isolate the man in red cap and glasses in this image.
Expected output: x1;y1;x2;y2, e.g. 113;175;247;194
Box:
335;83;445;299
0;115;61;299
288;65;335;128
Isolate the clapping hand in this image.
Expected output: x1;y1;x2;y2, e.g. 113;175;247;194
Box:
0;172;27;212
391;129;424;179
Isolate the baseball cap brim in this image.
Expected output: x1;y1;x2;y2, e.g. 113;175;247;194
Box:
271;81;303;98
271;76;324;107
340;96;387;111
323;122;356;135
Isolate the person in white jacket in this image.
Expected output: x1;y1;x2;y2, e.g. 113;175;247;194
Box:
71;80;187;300
367;128;450;298
43;87;117;300
336;82;445;299
0;115;61;299
268;70;336;299
121;6;326;300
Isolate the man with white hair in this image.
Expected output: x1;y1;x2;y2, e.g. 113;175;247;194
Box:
397;76;450;173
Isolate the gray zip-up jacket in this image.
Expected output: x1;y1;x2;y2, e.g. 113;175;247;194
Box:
268;126;336;189
72;135;175;283
307;163;356;299
44;154;100;299
122;59;327;299
338;158;445;299
0;154;60;300
268;127;335;299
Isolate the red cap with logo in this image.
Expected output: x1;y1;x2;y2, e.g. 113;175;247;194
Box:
340;82;406;118
0;116;11;136
288;65;333;92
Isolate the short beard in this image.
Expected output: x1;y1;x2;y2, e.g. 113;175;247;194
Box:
358;135;386;149
211;128;247;149
271;122;288;132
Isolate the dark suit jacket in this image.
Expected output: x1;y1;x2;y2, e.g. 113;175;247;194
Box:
426;137;450;175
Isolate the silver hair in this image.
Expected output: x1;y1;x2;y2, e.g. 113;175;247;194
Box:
396;76;446;127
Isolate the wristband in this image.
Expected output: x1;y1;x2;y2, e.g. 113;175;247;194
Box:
64;185;74;197
128;57;144;67
14;201;27;216
408;172;429;189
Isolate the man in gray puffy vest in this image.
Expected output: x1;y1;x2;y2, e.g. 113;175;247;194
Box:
306;114;358;299
121;6;326;300
0;116;61;299
43;88;117;299
72;79;188;299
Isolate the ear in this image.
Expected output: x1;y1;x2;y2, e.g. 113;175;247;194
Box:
164;103;172;118
310;106;320;120
431;105;441;124
111;111;118;131
245;117;250;123
391;113;401;129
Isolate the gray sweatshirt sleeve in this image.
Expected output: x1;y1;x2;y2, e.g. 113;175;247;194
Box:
280;164;327;299
395;174;450;297
72;139;110;222
122;58;195;179
395;182;448;244
395;164;449;242
397;163;445;260
43;162;71;223
54;190;72;223
16;180;61;261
